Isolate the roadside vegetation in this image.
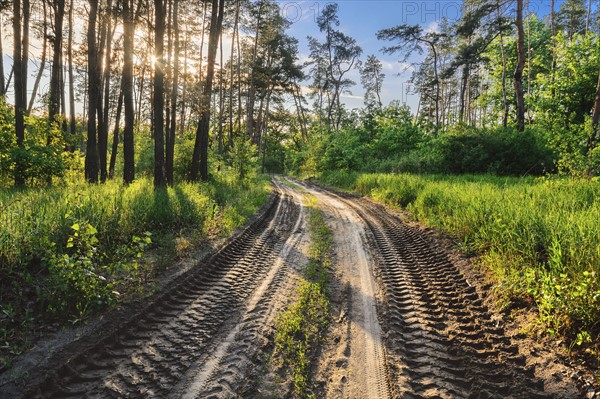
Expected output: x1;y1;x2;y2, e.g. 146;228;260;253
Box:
273;197;332;398
0;173;270;371
318;171;600;352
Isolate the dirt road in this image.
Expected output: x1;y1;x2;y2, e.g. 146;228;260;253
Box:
0;178;586;398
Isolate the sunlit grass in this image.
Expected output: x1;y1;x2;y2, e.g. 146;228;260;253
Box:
0;174;271;369
320;171;600;347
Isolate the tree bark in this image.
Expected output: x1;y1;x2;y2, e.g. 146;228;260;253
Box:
166;0;179;185
85;0;100;182
459;64;469;123
179;28;188;135
49;0;65;125
99;0;115;182
109;90;123;179
13;0;30;186
191;0;225;182
228;0;241;144
218;28;225;155
430;43;440;133
153;0;166;187
122;0;135;184
0;16;5;95
590;70;600;149
586;0;592;34
498;22;509;127
514;0;526;132
68;0;76;143
246;0;265;144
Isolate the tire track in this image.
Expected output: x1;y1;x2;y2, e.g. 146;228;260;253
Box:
23;187;300;399
334;193;552;399
174;181;307;399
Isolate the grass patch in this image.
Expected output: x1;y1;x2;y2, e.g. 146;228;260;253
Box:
319;171;600;351
273;196;332;398
0;174;270;371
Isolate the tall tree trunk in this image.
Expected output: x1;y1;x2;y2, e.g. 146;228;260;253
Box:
589;70;600;149
85;0;100;182
228;0;240;143
526;2;533;125
49;0;65;125
13;0;30;186
550;0;557;103
246;0;264;144
459;64;469;123
191;0;225;182
498;16;509;127
99;0;114;182
0;16;5;95
179;28;188;135
123;0;135;184
166;0;179;185
236;11;243;133
198;0;207;85
68;0;76;143
109;90;123;179
61;53;68;133
135;65;146;132
586;0;593;34
217;30;225;155
423;39;440;134
153;0;166;187
28;0;48;115
514;0;526;132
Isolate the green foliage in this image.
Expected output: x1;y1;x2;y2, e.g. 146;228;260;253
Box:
0;100;76;186
229;135;258;182
47;218;151;318
274;201;331;398
435;125;556;175
288;103;555;177
323;173;600;346
0;175;270;369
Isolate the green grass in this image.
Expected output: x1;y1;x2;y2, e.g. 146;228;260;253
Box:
319;171;600;348
0;174;270;370
274;197;332;398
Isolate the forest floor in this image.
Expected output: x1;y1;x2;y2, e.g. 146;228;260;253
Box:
0;177;597;398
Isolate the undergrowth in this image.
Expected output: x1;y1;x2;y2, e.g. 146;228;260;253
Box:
274;196;332;398
0;174;270;371
319;171;600;353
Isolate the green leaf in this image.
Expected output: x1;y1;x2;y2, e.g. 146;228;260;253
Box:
71;223;80;231
86;224;97;235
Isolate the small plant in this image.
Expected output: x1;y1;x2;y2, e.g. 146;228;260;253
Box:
47;216;152;318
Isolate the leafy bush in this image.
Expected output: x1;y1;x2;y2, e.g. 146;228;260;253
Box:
435;125;556;175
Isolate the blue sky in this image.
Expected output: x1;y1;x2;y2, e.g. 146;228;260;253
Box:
279;0;555;110
2;0;562;114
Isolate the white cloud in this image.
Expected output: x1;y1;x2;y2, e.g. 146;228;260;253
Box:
424;21;440;34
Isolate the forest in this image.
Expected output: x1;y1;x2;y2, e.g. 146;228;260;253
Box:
1;0;600;378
